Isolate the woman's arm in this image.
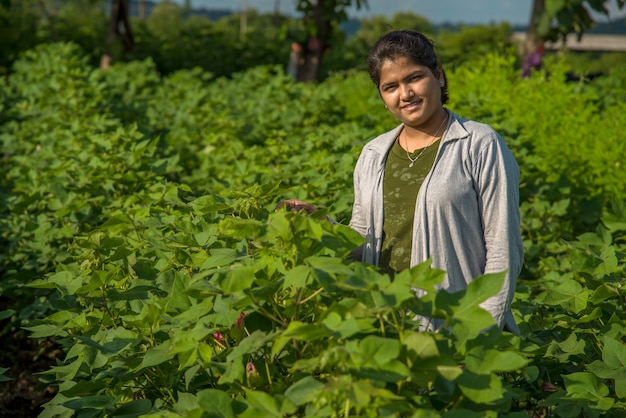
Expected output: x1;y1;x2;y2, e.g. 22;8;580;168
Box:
474;133;524;328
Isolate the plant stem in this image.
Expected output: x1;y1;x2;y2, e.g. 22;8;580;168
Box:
300;287;323;305
245;289;287;327
264;360;273;387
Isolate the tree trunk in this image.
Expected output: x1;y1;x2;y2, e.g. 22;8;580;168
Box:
524;0;545;58
100;0;134;70
296;0;332;82
139;0;145;20
297;39;324;82
240;0;247;41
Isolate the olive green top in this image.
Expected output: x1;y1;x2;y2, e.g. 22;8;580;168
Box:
380;137;441;276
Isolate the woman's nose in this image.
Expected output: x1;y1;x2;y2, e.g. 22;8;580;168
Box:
400;84;414;100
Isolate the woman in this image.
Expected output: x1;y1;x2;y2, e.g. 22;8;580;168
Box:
282;30;523;333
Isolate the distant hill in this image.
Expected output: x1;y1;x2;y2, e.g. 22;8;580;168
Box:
588;19;626;34
129;1;232;21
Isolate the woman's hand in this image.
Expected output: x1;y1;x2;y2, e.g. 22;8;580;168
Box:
274;199;318;214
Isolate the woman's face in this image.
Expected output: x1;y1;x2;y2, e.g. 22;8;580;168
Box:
378;56;443;130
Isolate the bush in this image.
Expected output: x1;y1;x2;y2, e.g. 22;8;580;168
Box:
1;43;626;417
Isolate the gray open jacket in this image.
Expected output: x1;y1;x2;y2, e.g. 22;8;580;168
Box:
349;110;523;333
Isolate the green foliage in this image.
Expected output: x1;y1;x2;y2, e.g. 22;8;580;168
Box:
0;0;107;71
437;23;518;68
559;51;626;79
355;12;435;46
0;0;298;78
295;0;368;28
2;42;626;417
537;0;626;42
133;9;291;78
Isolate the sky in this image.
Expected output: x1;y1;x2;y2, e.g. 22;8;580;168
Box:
182;0;626;25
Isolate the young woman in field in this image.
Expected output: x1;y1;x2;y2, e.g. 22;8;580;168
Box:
281;30;523;334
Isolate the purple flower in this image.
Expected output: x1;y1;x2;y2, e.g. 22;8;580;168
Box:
542;381;558;393
246;361;258;377
235;312;246;328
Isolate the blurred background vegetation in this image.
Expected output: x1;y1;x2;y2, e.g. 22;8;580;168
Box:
1;0;625;81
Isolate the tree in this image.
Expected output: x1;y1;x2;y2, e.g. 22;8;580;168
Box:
294;0;367;82
356;12;434;47
438;23;515;68
525;0;626;56
101;0;133;70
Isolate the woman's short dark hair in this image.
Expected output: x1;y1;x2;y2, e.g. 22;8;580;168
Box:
368;30;449;105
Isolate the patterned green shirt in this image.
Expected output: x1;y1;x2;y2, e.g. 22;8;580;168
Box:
380;137;441;276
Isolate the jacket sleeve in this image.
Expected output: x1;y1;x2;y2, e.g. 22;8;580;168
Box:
348;155;368;261
349;157;367;236
474;133;524;328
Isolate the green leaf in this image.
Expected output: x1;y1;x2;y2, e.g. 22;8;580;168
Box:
457;372;505;404
571;307;603;324
541;277;588;314
227;330;277;363
587;338;626;398
220;266;257;294
197;389;235;418
603;200;626;232
110;400;152;417
601;337;626;371
284;376;325;406
141;344;173;368
435;273;502;339
174;392;202;414
61;380;107;397
25;279;56;289
64;395;115;410
593;246;619;276
546;0;567;17
436;273;501;318
465;346;529;374
202;248;238;269
282;321;329;342
563;372;614;410
587;360;626;399
272;321;329;360
356;335;401;366
238;389;292;417
322;312;375;339
524;365;540;383
48;270;82;295
395;259;445;293
218;360;244;385
24;323;69;338
0;367;12;382
546;333;586;362
442;410;493;418
589;285;619;304
404;332;462;382
282;265;312;289
306;256;354;277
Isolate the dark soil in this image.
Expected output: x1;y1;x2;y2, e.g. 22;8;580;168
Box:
0;330;61;417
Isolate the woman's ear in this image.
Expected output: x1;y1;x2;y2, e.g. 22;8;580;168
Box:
437;67;445;86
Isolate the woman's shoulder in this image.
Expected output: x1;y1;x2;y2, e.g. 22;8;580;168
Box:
448;111;501;143
447;111;517;168
365;124;402;148
362;124;403;152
